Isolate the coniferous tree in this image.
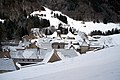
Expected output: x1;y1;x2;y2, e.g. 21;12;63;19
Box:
69;27;73;33
45;29;48;35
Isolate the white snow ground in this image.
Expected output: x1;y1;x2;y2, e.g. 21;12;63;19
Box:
0;34;120;80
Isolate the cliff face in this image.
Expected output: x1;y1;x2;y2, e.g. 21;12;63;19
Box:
0;0;120;22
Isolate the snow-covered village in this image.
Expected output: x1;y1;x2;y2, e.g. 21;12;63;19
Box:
0;0;120;80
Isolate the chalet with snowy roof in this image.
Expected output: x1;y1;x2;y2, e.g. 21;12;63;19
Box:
12;48;44;66
10;40;52;66
21;48;79;68
11;46;79;66
50;31;78;49
49;30;65;49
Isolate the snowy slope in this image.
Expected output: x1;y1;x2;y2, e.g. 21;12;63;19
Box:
0;45;120;80
30;7;65;29
30;6;120;34
74;22;120;34
98;34;120;47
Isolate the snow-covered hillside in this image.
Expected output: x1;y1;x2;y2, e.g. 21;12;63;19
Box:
90;34;120;47
0;34;120;80
98;34;120;47
30;6;120;35
75;22;120;34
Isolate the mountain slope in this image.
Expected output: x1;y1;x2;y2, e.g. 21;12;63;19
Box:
0;0;120;22
30;7;120;35
39;0;120;22
0;0;120;41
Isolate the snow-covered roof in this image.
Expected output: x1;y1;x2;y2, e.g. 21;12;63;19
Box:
10;49;37;59
40;48;53;59
49;31;57;38
42;49;79;63
73;45;80;49
22;49;37;58
81;41;89;46
0;58;16;70
61;34;67;38
56;49;79;58
42;49;56;63
43;6;52;13
66;31;75;38
10;38;52;59
30;11;41;16
30;39;39;43
88;36;97;41
75;35;83;42
50;38;64;43
40;42;52;49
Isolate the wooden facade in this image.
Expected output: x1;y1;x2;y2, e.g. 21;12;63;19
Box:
80;46;89;53
48;52;61;62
